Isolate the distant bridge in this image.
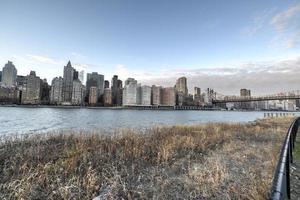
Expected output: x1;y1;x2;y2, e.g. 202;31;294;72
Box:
212;95;300;104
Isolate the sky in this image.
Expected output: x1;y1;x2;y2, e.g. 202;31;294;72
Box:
0;0;300;95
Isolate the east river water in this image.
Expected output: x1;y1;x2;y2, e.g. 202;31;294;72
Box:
0;107;296;135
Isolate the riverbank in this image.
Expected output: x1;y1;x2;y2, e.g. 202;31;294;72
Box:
0;117;294;199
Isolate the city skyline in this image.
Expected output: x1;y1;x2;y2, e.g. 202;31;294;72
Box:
1;0;300;95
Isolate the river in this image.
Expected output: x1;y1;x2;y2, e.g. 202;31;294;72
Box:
0;107;294;135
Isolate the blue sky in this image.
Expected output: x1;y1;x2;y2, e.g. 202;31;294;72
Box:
1;0;300;94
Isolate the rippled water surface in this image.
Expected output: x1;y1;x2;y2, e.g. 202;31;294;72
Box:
0;107;287;135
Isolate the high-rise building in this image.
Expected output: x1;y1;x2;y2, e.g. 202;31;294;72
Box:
103;88;112;106
50;77;63;104
177;92;185;106
41;79;50;104
151;85;162;105
0;87;20;104
79;70;85;84
72;79;84;105
141;85;151;105
161;87;176;106
111;75;123;106
240;89;251;97
86;72;104;102
193;87;202;105
136;84;142;105
240;88;251;109
112;75;118;104
89;86;98;105
116;80;123;106
21;71;42;104
73;70;79;80
123;78;138;106
175;77;188;95
175;77;188;106
204;88;215;105
194;87;201;96
62;61;75;102
16;75;26;87
104;80;110;88
0;71;2;82
2;61;17;88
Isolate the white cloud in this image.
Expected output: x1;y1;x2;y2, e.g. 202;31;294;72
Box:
135;55;300;95
26;54;64;66
242;8;277;36
243;3;300;49
114;64;161;81
73;63;89;71
270;3;300;49
271;3;300;32
70;52;85;59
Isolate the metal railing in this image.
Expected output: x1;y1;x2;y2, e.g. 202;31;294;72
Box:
270;117;299;199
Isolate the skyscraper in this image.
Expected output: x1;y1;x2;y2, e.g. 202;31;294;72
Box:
151;85;162;106
175;77;188;95
194;87;201;96
21;71;42;104
111;75;123;106
72;79;84;105
86;72;104;103
103;88;112;106
240;88;251;109
193;87;202;105
116;80;123;105
41;79;50;104
161;87;176;106
136;84;142;105
89;86;98;105
123;78;138;106
175;77;188;106
112;75;118;104
2;61;17;88
16;75;26;87
240;89;251;97
141;85;151;105
79;70;85;84
62;61;75;102
73;69;79;80
104;80;110;88
50;77;63;104
204;88;215;105
0;71;2;82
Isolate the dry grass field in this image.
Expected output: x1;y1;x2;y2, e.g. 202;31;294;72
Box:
0;117;294;199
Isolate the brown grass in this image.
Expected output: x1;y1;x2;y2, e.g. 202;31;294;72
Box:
0;117;294;199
